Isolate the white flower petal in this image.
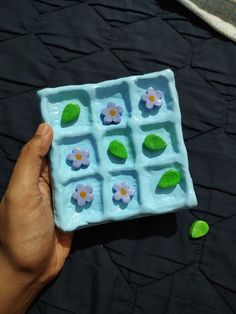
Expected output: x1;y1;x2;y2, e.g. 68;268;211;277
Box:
108;102;116;108
116;106;123;114
84;150;90;157
72;191;79;200
72;148;80;154
121;181;129;189
113;184;121;192
112;115;121;124
80;151;87;158
82;157;90;166
113;191;122;201
101;108;108;116
77;197;86;207
67;153;75;161
122;194;131;204
86;193;94;203
142;95;148;102
127;188;134;196
103;115;113;124
76;184;84;192
73;160;82;168
84;185;93;193
147;87;155;94
145;101;154;109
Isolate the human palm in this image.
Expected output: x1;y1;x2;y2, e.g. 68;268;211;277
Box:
0;124;73;286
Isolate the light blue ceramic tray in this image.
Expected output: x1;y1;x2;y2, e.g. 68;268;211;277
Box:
38;69;197;231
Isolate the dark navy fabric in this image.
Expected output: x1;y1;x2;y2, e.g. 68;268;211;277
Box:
0;1;236;313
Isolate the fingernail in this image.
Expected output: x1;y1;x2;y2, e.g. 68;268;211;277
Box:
35;123;50;136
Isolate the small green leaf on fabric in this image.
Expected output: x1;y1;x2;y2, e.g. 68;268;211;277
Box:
189;220;209;239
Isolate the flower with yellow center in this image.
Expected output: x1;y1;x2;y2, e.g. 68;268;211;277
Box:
67;148;90;169
120;188;127;196
72;184;94;207
113;181;134;204
109;108;117;116
148;95;155;102
142;87;163;110
101;102;123;125
80;191;87;198
76;153;82;160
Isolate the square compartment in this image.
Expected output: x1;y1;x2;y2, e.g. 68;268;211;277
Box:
93;81;131;129
54;174;104;231
55;134;99;182
47;89;93;134
39;69;197;231
135;75;174;116
107;170;141;215
141;162;187;212
138;122;179;162
101;127;135;169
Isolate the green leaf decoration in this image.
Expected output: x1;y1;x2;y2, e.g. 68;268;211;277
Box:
108;140;128;159
158;169;181;188
189;220;209;239
143;134;167;151
61;103;80;124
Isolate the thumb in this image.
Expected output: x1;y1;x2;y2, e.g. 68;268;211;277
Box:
8;124;53;191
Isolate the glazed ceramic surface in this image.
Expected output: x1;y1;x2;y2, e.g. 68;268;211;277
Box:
38;69;197;231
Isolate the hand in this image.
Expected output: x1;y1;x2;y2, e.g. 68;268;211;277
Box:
0;123;73;313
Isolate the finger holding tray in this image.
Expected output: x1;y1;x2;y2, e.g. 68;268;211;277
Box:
38;69;197;232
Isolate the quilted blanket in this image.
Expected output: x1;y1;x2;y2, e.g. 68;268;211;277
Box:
0;1;236;313
177;0;236;42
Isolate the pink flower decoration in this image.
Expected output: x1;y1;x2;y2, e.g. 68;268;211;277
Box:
72;184;94;207
67;148;90;169
142;87;163;109
113;181;134;204
101;102;123;124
